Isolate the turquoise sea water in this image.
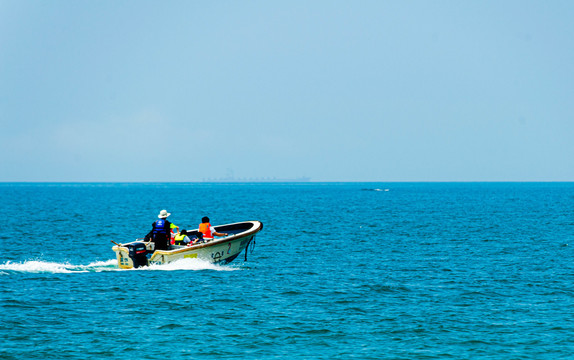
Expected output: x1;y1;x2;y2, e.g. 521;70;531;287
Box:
0;182;573;359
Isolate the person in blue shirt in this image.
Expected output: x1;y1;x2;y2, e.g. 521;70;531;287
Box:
147;209;178;250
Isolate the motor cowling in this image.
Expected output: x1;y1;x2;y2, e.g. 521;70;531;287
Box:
128;242;148;268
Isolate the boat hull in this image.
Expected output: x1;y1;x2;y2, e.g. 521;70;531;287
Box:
112;220;262;269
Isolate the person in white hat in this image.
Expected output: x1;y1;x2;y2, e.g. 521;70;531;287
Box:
147;209;179;250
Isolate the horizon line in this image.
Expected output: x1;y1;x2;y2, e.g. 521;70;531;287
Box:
1;180;573;184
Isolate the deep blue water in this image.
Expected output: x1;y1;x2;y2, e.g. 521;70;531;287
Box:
0;182;573;359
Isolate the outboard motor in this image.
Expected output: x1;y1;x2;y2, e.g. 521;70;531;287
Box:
128;242;148;268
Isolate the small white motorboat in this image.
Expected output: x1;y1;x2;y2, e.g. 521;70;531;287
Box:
112;220;263;269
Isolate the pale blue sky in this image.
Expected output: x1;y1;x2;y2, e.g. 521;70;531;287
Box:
1;1;573;182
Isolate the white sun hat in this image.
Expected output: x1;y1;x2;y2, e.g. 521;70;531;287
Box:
158;209;171;218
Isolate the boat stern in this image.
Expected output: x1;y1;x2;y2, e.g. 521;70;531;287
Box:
112;245;133;269
112;241;152;269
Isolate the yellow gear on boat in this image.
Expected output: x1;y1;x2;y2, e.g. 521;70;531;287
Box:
174;233;188;245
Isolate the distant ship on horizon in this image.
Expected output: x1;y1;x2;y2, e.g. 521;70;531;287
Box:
202;176;311;183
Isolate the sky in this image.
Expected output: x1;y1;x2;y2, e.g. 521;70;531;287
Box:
0;0;573;182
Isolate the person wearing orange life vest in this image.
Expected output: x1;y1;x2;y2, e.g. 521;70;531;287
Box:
198;216;228;240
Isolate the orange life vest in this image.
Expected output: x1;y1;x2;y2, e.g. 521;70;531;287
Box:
199;222;212;238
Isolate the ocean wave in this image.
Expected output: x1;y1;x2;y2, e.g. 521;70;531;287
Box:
143;258;241;272
0;259;118;273
0;260;80;273
0;258;239;273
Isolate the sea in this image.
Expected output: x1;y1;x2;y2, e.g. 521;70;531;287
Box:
0;182;572;359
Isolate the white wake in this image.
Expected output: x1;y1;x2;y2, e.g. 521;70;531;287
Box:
0;258;240;274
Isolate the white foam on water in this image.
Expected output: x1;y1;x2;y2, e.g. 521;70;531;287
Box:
142;257;240;272
76;259;120;272
0;259;120;273
0;258;239;273
88;259;118;267
0;260;83;273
